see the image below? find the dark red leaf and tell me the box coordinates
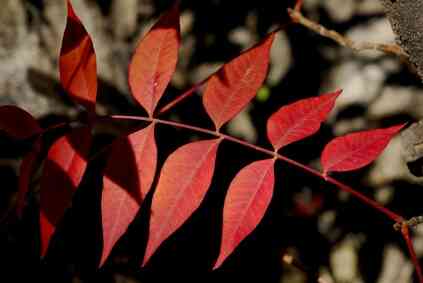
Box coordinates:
[16,139,42,218]
[267,90,341,150]
[321,124,405,176]
[214,159,275,269]
[100,124,157,267]
[128,3,180,117]
[39,126,91,257]
[142,138,221,267]
[0,106,41,139]
[203,33,275,130]
[60,0,97,112]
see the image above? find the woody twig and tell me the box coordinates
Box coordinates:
[287,8,409,60]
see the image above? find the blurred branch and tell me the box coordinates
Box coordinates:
[287,8,409,60]
[394,215,423,231]
[282,253,332,283]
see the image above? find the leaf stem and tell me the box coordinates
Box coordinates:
[402,225,423,282]
[109,114,423,280]
[157,77,210,115]
[109,114,404,223]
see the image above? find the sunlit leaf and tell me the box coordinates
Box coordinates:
[39,126,91,257]
[60,0,97,112]
[267,90,341,150]
[142,139,221,266]
[100,124,157,267]
[214,159,275,269]
[128,3,180,116]
[321,124,405,176]
[203,33,275,130]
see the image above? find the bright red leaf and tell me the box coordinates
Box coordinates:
[214,159,275,269]
[321,124,405,176]
[60,0,97,112]
[100,124,157,267]
[39,126,91,257]
[142,138,221,267]
[128,3,180,117]
[16,139,42,218]
[203,33,275,130]
[267,90,341,150]
[0,106,41,139]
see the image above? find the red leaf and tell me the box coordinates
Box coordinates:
[60,0,97,112]
[16,139,42,218]
[128,4,180,117]
[203,33,275,130]
[100,124,157,267]
[142,139,221,266]
[0,106,41,139]
[39,126,91,257]
[214,159,275,269]
[321,124,405,176]
[267,90,341,150]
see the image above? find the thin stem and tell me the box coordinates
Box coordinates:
[109,114,404,222]
[277,155,404,223]
[402,225,423,283]
[282,252,328,283]
[111,115,218,137]
[156,24,286,116]
[40,121,69,135]
[288,8,408,59]
[157,77,210,115]
[294,0,303,11]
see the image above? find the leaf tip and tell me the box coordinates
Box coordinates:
[324,89,342,101]
[212,255,225,271]
[140,254,150,268]
[141,243,157,268]
[66,0,76,18]
[263,32,276,49]
[333,88,343,97]
[98,252,108,269]
[391,123,407,133]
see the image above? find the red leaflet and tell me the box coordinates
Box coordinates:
[100,124,157,267]
[142,139,221,267]
[16,139,42,218]
[203,33,275,131]
[213,159,275,269]
[0,106,41,139]
[321,124,405,176]
[39,127,91,257]
[267,90,341,150]
[60,0,97,112]
[128,4,180,117]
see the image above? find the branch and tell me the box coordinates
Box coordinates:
[109,114,404,223]
[108,113,423,281]
[287,8,409,60]
[282,252,331,283]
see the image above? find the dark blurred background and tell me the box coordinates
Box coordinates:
[1,0,423,282]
